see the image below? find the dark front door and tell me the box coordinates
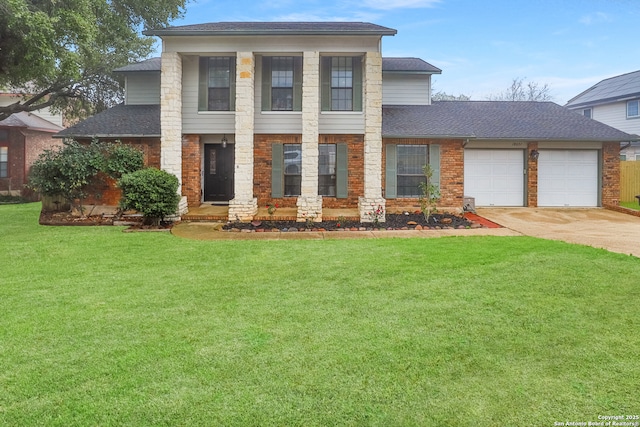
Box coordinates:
[204,144,234,202]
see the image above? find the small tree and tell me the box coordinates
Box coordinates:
[418,164,440,223]
[118,168,180,226]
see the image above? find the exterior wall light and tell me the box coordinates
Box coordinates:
[221,134,228,148]
[530,149,539,161]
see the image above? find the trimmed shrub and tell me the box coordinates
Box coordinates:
[28,140,144,213]
[118,168,180,226]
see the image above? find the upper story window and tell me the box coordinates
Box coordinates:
[262,56,302,111]
[582,108,592,119]
[199,56,236,111]
[321,56,362,112]
[627,100,639,119]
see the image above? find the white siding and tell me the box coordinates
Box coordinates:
[181,55,235,134]
[382,73,431,105]
[592,102,640,135]
[125,73,160,105]
[319,113,365,134]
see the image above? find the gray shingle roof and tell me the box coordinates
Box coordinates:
[382,58,441,74]
[55,104,160,138]
[114,57,162,73]
[566,70,640,108]
[383,101,636,141]
[0,112,63,132]
[144,22,397,37]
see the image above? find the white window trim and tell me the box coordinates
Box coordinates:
[626,100,639,119]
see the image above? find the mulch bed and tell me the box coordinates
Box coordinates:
[223,212,485,232]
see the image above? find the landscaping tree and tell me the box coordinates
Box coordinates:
[487,77,554,102]
[0,0,187,122]
[418,164,440,223]
[28,140,144,213]
[118,168,180,226]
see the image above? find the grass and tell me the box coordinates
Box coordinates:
[619,200,640,211]
[1,203,639,426]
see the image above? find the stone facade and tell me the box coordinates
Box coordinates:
[228,52,258,221]
[361,52,385,222]
[160,52,183,193]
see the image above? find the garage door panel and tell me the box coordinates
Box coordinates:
[464,149,524,207]
[538,150,598,207]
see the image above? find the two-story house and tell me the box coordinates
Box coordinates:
[0,91,64,196]
[566,70,640,160]
[57,22,634,221]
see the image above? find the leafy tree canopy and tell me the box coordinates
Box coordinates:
[0,0,187,122]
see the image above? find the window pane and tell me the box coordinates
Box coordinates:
[209,57,230,87]
[331,57,353,111]
[628,100,639,117]
[208,88,230,111]
[318,144,336,196]
[283,144,301,196]
[583,109,591,119]
[272,88,293,111]
[272,57,293,88]
[397,145,428,197]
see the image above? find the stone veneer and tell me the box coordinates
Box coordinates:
[228,52,258,221]
[160,52,183,194]
[360,52,385,222]
[298,51,322,222]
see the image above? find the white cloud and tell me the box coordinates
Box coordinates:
[360,0,441,10]
[579,12,613,25]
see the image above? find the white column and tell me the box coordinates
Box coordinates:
[160,52,183,192]
[297,51,323,222]
[359,51,386,222]
[228,52,258,222]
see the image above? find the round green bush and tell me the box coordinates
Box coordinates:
[118,168,180,225]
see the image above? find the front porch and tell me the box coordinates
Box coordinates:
[182,204,361,222]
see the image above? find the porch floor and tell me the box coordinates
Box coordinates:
[181,204,361,222]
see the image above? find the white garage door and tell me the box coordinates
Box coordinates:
[538,150,598,207]
[464,149,524,206]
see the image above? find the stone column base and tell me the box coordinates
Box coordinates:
[228,197,258,222]
[165,196,189,222]
[359,197,386,223]
[296,196,323,222]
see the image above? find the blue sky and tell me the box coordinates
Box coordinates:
[161,0,640,105]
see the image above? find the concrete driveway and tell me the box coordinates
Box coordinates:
[477,208,640,258]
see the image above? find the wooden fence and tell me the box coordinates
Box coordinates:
[620,161,640,202]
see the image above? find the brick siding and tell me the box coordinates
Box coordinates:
[182,134,201,207]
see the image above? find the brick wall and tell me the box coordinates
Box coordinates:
[0,128,25,193]
[602,141,620,206]
[81,138,161,206]
[182,134,201,207]
[527,142,538,207]
[253,134,365,209]
[383,138,464,211]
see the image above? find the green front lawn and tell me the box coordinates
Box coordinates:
[1,203,638,426]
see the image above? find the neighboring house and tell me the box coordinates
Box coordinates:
[0,92,64,196]
[57,22,634,221]
[566,70,640,160]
